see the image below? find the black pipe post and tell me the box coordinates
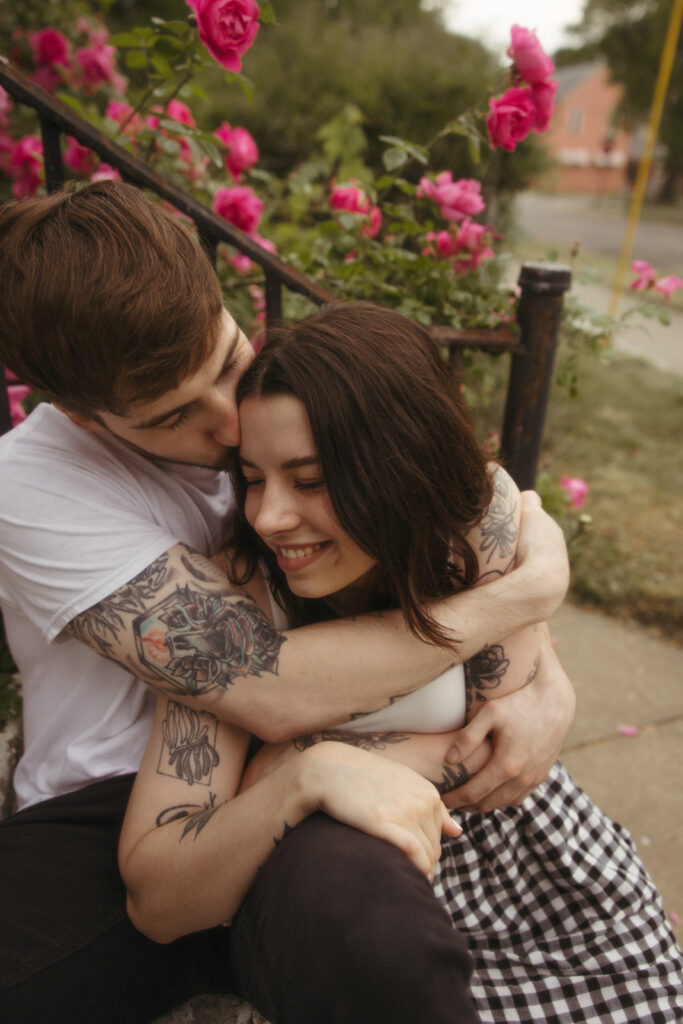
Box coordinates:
[39,117,64,193]
[500,261,571,490]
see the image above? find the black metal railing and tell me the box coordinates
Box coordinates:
[0,59,571,488]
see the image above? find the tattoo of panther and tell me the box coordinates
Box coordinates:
[158,701,219,786]
[292,730,409,752]
[135,586,286,695]
[156,791,219,842]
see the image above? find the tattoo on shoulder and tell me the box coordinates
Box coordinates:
[431,763,472,795]
[478,471,519,566]
[67,552,174,658]
[134,586,286,696]
[157,701,219,786]
[464,643,510,711]
[155,791,219,842]
[292,730,409,752]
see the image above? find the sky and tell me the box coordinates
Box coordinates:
[438,0,587,56]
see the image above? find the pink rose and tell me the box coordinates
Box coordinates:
[452,217,494,274]
[63,136,97,176]
[630,260,656,291]
[330,181,382,238]
[77,43,126,93]
[214,122,259,180]
[213,185,263,234]
[507,25,554,85]
[417,173,485,221]
[186,0,260,73]
[90,163,121,183]
[166,100,196,128]
[106,100,142,137]
[654,275,683,299]
[30,27,71,68]
[422,230,457,260]
[560,475,588,509]
[9,136,44,199]
[486,87,537,152]
[8,385,32,428]
[531,79,558,132]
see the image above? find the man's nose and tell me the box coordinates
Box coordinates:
[209,394,240,447]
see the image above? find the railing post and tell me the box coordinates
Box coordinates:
[39,117,64,193]
[264,268,283,328]
[500,261,571,490]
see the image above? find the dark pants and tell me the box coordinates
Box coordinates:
[0,776,479,1024]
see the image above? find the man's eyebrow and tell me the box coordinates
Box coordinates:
[132,323,241,430]
[239,455,321,470]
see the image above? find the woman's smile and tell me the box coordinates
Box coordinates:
[273,540,332,573]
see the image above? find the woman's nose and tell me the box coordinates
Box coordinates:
[253,484,301,538]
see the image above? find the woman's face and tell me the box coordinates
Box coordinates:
[238,394,377,604]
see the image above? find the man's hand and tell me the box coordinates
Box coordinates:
[442,627,575,812]
[513,491,570,623]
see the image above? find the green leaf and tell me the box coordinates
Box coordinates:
[158,118,196,136]
[125,50,148,69]
[153,35,184,57]
[158,137,181,156]
[378,135,428,164]
[151,53,175,79]
[382,147,408,172]
[56,93,85,114]
[259,1,278,24]
[468,132,481,165]
[110,32,145,47]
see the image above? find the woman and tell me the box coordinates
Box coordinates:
[120,303,682,1022]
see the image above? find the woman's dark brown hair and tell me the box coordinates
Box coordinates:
[226,301,493,647]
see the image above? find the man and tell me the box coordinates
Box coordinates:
[0,181,573,1023]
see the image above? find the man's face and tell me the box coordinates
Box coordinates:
[88,309,255,469]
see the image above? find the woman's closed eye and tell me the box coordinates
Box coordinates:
[295,479,325,492]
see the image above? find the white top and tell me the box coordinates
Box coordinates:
[264,575,466,734]
[0,405,233,809]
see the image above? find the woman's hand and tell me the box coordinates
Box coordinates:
[298,741,462,881]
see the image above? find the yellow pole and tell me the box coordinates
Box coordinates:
[609,0,683,319]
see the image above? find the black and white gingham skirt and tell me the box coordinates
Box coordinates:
[434,762,683,1023]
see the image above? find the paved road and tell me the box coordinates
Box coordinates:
[514,191,683,272]
[510,191,683,377]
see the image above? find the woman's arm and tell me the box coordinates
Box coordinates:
[119,695,460,943]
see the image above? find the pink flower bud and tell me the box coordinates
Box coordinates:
[560,475,588,509]
[653,275,683,299]
[507,25,554,85]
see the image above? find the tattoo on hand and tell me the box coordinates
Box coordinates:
[158,701,219,785]
[477,471,518,565]
[156,792,219,842]
[135,586,285,696]
[292,730,409,752]
[465,643,510,709]
[431,763,472,795]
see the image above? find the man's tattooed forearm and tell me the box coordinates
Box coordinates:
[158,701,219,785]
[135,587,286,696]
[430,763,472,795]
[155,792,219,842]
[478,471,519,565]
[292,730,410,752]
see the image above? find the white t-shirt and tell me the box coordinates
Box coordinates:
[0,404,233,809]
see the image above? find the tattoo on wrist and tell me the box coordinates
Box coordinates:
[293,730,409,752]
[156,792,219,842]
[465,643,510,709]
[431,763,472,794]
[273,821,294,846]
[135,587,285,696]
[158,701,219,786]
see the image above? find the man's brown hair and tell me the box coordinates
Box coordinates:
[0,180,223,416]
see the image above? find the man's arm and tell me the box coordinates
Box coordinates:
[66,493,568,741]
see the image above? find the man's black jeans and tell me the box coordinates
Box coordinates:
[0,775,479,1024]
